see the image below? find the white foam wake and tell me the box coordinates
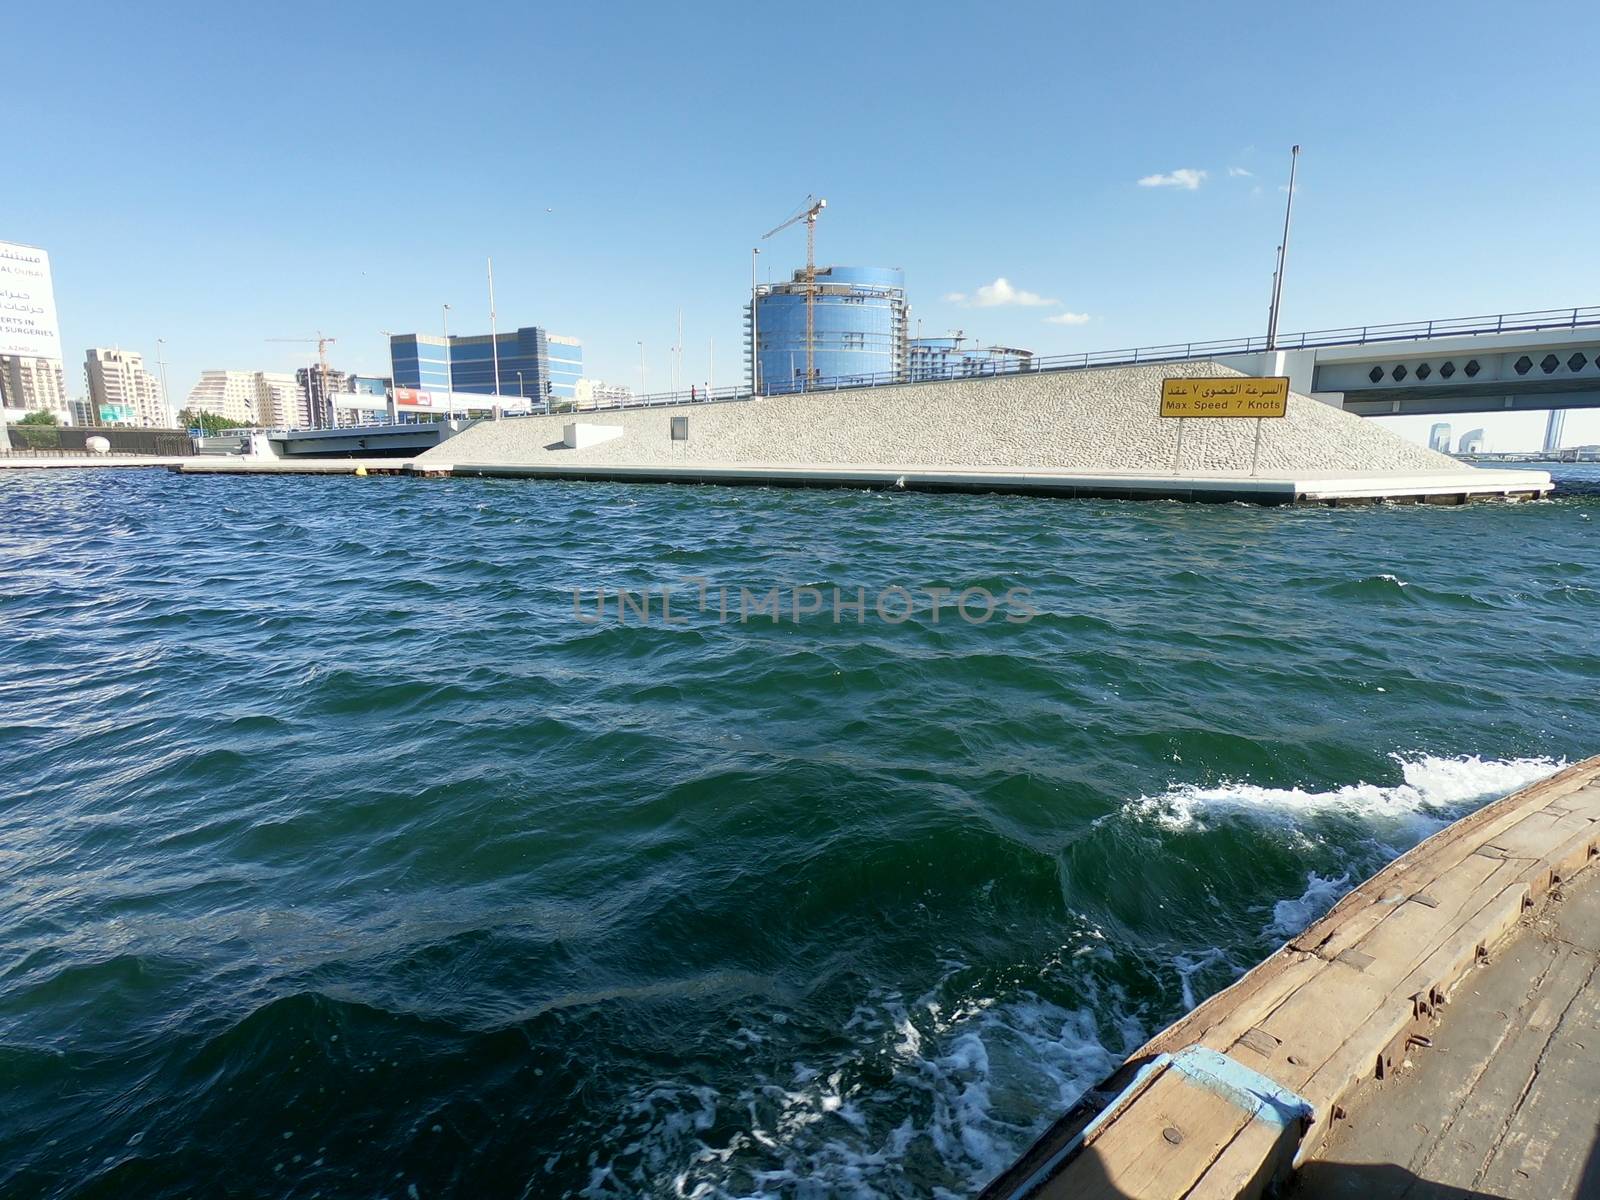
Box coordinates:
[1122,753,1565,836]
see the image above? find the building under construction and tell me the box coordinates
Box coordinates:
[746,266,907,394]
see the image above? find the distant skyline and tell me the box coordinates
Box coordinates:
[10,0,1600,450]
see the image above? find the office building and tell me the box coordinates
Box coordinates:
[908,336,1034,382]
[1427,422,1452,453]
[747,266,908,393]
[1,355,69,416]
[1457,428,1487,454]
[389,326,582,402]
[85,348,169,427]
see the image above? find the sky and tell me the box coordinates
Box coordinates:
[9,0,1600,448]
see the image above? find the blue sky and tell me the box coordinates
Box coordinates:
[10,0,1600,443]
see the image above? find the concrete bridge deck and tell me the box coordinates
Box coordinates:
[981,756,1600,1200]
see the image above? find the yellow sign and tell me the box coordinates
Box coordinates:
[1160,377,1289,418]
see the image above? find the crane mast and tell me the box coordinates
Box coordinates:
[762,196,826,390]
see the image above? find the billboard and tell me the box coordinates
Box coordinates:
[0,242,62,360]
[394,387,531,414]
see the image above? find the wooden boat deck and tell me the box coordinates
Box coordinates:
[980,756,1600,1200]
[1292,870,1600,1199]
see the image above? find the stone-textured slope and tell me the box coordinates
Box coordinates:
[419,362,1459,475]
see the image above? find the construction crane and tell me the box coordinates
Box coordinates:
[267,333,336,426]
[762,196,826,389]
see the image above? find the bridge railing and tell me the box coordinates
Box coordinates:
[510,303,1600,418]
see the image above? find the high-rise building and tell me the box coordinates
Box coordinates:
[296,366,345,428]
[85,348,169,427]
[1543,409,1566,454]
[1457,428,1487,454]
[1428,422,1452,453]
[0,355,69,416]
[255,372,306,428]
[389,327,582,402]
[747,266,908,393]
[184,371,259,425]
[1,242,66,429]
[908,336,1034,382]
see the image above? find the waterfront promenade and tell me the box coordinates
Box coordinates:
[981,757,1600,1200]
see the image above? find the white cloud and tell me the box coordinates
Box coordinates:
[1137,168,1207,190]
[1227,166,1253,178]
[1043,311,1091,326]
[947,277,1060,308]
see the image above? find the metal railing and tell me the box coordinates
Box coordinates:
[533,303,1600,418]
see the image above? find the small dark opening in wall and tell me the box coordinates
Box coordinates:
[671,416,689,441]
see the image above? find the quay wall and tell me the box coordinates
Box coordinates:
[416,362,1460,477]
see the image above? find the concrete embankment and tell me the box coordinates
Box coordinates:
[414,363,1551,503]
[980,756,1600,1200]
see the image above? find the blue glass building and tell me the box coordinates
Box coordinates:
[390,327,582,401]
[747,266,907,394]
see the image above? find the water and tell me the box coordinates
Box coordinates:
[2,465,1598,1199]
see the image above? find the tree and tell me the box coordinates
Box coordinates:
[18,410,58,426]
[179,407,251,436]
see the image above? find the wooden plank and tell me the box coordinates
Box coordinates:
[1289,785,1577,961]
[1144,951,1324,1061]
[1399,882,1531,1008]
[1289,926,1570,1194]
[1521,818,1599,900]
[1290,990,1427,1165]
[1335,858,1527,994]
[1493,807,1596,861]
[1551,782,1600,821]
[1179,1115,1297,1200]
[1239,962,1391,1089]
[1476,946,1600,1197]
[1039,1068,1252,1200]
[1413,941,1596,1194]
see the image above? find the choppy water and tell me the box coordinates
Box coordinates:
[3,465,1599,1199]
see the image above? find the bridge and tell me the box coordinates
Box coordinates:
[602,304,1600,425]
[1218,307,1600,418]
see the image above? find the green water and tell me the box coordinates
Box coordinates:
[2,466,1597,1198]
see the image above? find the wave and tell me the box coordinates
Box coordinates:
[579,986,1130,1199]
[1119,753,1566,835]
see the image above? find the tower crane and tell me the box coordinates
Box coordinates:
[267,333,337,426]
[762,196,826,388]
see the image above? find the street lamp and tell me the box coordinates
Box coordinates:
[442,303,454,421]
[638,340,646,398]
[156,337,172,427]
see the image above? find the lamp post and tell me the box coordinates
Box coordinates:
[750,246,761,395]
[1266,145,1300,351]
[442,303,454,421]
[156,338,172,427]
[638,340,646,397]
